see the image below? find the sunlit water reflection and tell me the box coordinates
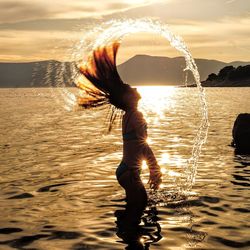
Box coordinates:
[0,87,249,249]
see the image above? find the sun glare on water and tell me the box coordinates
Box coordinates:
[137,86,176,118]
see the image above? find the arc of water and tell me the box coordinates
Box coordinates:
[52,18,209,190]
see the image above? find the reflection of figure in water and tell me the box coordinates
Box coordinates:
[76,41,162,247]
[116,205,162,249]
[115,198,206,250]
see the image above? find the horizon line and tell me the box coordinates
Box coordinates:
[0,55,250,65]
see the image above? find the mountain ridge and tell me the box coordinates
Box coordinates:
[0,55,249,87]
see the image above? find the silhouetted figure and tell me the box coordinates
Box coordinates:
[76,42,162,196]
[232,113,250,154]
[76,41,162,245]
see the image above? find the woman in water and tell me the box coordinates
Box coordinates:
[76,41,162,218]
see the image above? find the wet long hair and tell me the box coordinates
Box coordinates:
[76,41,132,131]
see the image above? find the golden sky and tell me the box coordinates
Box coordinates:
[0,0,250,63]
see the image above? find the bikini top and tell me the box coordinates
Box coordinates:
[123,124,147,141]
[122,111,147,141]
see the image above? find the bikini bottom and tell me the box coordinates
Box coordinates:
[116,161,141,180]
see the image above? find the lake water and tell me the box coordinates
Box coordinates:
[0,87,249,250]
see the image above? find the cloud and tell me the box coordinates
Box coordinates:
[0,18,101,31]
[0,1,53,23]
[0,0,249,62]
[1,0,249,30]
[0,0,161,24]
[0,29,82,62]
[107,3,131,10]
[115,0,250,22]
[1,15,250,63]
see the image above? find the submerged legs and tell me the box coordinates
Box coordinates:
[117,169,147,225]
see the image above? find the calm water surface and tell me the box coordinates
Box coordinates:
[0,87,249,250]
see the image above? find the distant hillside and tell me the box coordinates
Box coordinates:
[118,55,250,85]
[0,56,250,87]
[202,65,250,87]
[0,61,75,88]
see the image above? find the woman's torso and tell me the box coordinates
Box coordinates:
[121,109,147,168]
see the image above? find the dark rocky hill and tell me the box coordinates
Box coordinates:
[202,65,250,87]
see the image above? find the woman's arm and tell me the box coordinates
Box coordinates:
[132,110,162,189]
[142,143,162,190]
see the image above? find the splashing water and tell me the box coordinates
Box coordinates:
[46,18,209,196]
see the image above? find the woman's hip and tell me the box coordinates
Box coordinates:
[116,162,141,179]
[116,162,142,187]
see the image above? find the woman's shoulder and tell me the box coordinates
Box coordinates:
[125,109,143,119]
[128,109,142,116]
[129,110,146,126]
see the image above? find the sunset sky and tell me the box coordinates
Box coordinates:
[0,0,249,63]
